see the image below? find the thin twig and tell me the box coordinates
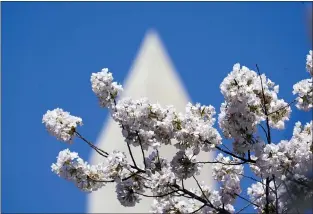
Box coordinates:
[221,144,232,153]
[75,131,108,157]
[126,141,138,168]
[255,64,272,145]
[258,124,268,139]
[256,64,271,214]
[267,99,296,116]
[90,172,138,183]
[192,175,219,211]
[191,204,206,214]
[134,190,178,198]
[235,195,263,214]
[136,131,147,169]
[172,184,212,209]
[196,160,249,165]
[213,144,256,163]
[112,97,140,171]
[272,175,279,214]
[156,149,162,171]
[234,193,260,207]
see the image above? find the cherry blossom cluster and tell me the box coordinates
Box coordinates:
[212,153,244,204]
[151,196,196,213]
[116,175,145,207]
[292,50,313,111]
[170,150,202,179]
[247,176,313,214]
[188,183,235,213]
[247,180,282,213]
[150,183,235,213]
[42,108,83,143]
[91,68,123,108]
[175,103,222,152]
[111,97,222,153]
[44,50,313,214]
[51,149,106,192]
[219,63,291,155]
[255,121,312,180]
[111,98,175,149]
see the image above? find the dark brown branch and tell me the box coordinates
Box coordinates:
[259,124,268,139]
[75,131,108,157]
[136,131,147,169]
[272,175,279,214]
[196,160,249,165]
[193,175,211,205]
[172,184,211,208]
[191,176,230,214]
[235,195,264,214]
[212,143,256,164]
[126,140,138,168]
[191,204,206,214]
[238,173,262,183]
[256,64,272,214]
[134,190,178,198]
[265,175,270,213]
[90,171,139,183]
[255,64,272,145]
[267,99,296,116]
[75,131,145,173]
[112,97,141,171]
[221,144,232,153]
[233,193,259,207]
[156,149,162,171]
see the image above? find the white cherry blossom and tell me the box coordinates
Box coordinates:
[43,108,82,143]
[45,50,313,214]
[91,68,123,108]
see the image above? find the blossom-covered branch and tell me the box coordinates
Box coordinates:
[43,51,313,213]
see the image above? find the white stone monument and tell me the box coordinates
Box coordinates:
[88,29,215,213]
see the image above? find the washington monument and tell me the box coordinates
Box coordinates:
[88,29,215,213]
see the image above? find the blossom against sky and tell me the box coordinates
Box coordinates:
[2,2,312,213]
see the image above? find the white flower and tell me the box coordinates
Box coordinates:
[104,150,131,181]
[255,121,312,180]
[43,108,82,143]
[112,98,176,149]
[91,68,123,108]
[170,150,202,179]
[116,177,144,207]
[268,99,291,129]
[219,63,290,154]
[145,151,169,174]
[174,102,222,152]
[147,167,176,196]
[293,78,313,111]
[47,51,313,211]
[51,149,106,192]
[247,180,289,213]
[150,197,194,213]
[212,153,243,204]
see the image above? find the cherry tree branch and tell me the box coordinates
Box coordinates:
[75,131,108,157]
[196,160,249,165]
[256,64,272,214]
[134,190,178,198]
[233,193,260,207]
[191,204,206,214]
[136,131,147,169]
[214,144,256,163]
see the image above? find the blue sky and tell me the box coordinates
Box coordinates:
[2,2,312,213]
